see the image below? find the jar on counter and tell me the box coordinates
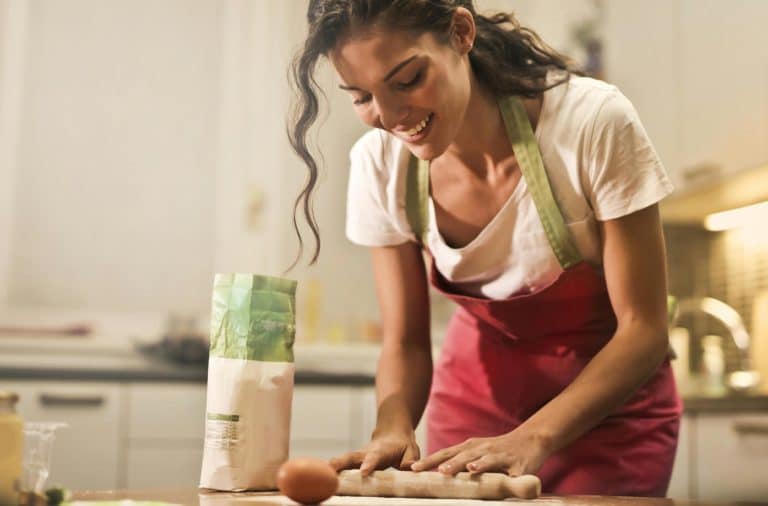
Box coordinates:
[0,391,23,505]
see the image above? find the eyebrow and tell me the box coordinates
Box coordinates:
[338,55,418,91]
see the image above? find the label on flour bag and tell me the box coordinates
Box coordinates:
[205,413,240,449]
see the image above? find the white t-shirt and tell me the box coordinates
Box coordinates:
[345,74,674,300]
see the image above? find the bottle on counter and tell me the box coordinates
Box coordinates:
[669,327,691,391]
[0,391,23,505]
[701,334,726,394]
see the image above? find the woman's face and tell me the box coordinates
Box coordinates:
[329,23,473,161]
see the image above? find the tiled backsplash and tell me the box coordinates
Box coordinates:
[664,223,768,373]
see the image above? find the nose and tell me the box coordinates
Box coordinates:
[375,95,409,131]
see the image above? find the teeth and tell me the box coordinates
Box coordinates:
[406,114,431,136]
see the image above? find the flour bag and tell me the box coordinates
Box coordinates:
[200,273,297,490]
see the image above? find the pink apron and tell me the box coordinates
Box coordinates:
[406,96,682,496]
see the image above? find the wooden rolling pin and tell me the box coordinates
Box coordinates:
[337,469,541,500]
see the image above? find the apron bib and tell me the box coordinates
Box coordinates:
[405,95,682,496]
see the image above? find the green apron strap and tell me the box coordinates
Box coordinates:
[498,95,582,269]
[406,153,430,244]
[405,95,582,269]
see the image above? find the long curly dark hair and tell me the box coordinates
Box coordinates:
[287,0,577,267]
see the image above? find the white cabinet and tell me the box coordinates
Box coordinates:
[289,385,361,460]
[695,412,768,501]
[4,379,386,490]
[667,414,692,500]
[678,1,768,183]
[605,1,768,191]
[6,381,123,490]
[124,383,207,488]
[125,447,204,489]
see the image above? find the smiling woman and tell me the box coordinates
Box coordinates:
[288,0,573,264]
[287,0,679,498]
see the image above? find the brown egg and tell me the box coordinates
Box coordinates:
[276,457,339,504]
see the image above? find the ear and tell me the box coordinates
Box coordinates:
[450,7,476,55]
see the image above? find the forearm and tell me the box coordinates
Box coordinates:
[522,319,669,454]
[373,339,433,437]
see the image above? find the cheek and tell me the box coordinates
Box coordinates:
[354,106,378,128]
[419,67,455,111]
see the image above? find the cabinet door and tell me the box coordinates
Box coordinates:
[290,385,354,459]
[667,414,692,500]
[125,383,206,487]
[126,446,204,488]
[6,380,122,490]
[678,1,768,181]
[696,413,768,501]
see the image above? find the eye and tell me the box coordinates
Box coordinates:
[353,94,372,106]
[397,71,423,90]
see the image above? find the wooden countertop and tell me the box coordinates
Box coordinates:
[70,488,767,506]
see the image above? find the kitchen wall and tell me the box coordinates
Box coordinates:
[1,0,766,347]
[2,0,221,317]
[0,0,601,341]
[666,222,768,373]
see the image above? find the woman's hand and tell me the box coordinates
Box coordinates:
[329,430,421,476]
[410,428,551,476]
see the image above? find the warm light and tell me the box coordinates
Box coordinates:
[703,201,768,231]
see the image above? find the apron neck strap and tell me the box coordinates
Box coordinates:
[498,95,582,268]
[406,153,430,246]
[406,95,582,269]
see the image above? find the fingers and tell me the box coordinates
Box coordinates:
[329,451,364,472]
[398,443,421,470]
[466,454,507,475]
[359,450,383,476]
[434,446,486,476]
[411,445,460,472]
[333,436,419,476]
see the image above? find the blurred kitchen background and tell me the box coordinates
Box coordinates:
[1,0,767,502]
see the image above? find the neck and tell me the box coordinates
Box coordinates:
[441,74,512,176]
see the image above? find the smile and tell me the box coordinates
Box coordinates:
[405,113,433,137]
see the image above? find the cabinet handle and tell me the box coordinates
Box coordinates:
[39,393,105,407]
[732,421,768,436]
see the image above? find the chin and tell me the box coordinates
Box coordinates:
[409,141,447,162]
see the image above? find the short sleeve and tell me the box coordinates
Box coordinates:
[584,90,674,221]
[345,134,411,247]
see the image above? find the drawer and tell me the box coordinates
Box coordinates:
[4,380,122,490]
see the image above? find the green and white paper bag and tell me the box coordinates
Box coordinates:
[199,273,297,490]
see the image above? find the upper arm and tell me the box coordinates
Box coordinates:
[585,91,674,221]
[598,203,668,339]
[370,242,431,348]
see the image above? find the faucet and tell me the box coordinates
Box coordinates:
[671,296,761,390]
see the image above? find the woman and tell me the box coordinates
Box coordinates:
[288,0,681,496]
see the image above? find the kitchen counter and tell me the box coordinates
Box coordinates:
[2,335,768,409]
[681,387,768,412]
[0,342,377,385]
[70,488,768,506]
